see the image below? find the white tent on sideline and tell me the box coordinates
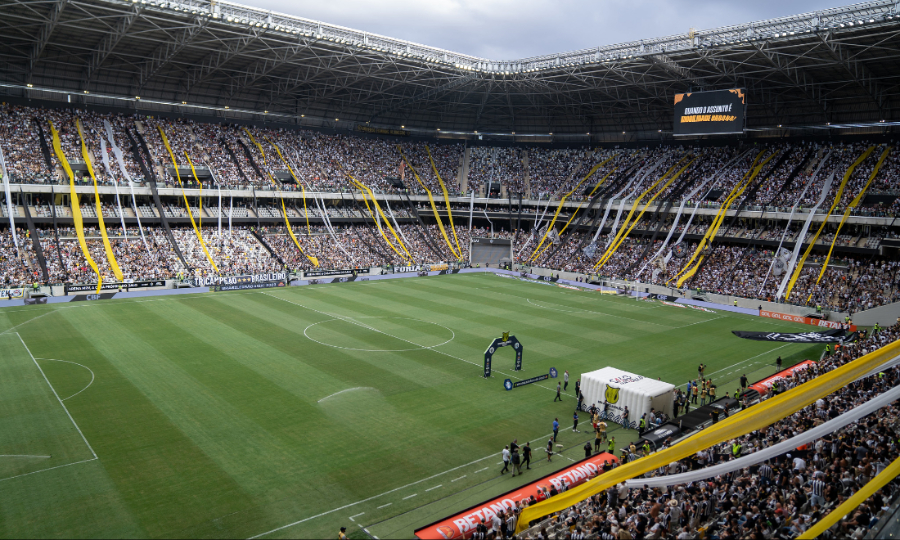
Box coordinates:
[580,367,675,425]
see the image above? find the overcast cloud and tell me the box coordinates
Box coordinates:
[242,0,843,59]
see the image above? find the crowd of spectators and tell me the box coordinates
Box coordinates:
[510,324,900,540]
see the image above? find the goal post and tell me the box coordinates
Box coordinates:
[483,334,523,377]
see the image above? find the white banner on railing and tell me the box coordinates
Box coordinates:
[104,120,151,255]
[635,149,752,280]
[99,136,130,239]
[626,374,900,489]
[775,154,835,299]
[0,142,19,256]
[590,154,664,247]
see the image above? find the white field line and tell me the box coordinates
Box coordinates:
[474,467,488,473]
[451,475,466,482]
[264,292,575,398]
[0,311,55,335]
[676,315,725,328]
[348,512,365,522]
[425,485,442,492]
[247,452,503,538]
[0,458,97,484]
[0,455,50,459]
[248,421,574,539]
[16,333,97,460]
[37,359,95,401]
[702,344,792,381]
[402,494,418,500]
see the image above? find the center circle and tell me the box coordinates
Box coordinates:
[303,316,455,352]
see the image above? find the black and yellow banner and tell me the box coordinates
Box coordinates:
[398,146,457,259]
[76,119,124,281]
[242,128,319,267]
[531,154,616,261]
[673,150,776,287]
[425,145,463,257]
[595,155,694,270]
[49,121,103,293]
[156,125,219,273]
[809,147,891,296]
[784,146,875,300]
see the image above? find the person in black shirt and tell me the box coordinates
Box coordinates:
[584,441,592,458]
[522,442,532,469]
[740,374,748,390]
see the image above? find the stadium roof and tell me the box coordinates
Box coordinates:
[1,0,900,138]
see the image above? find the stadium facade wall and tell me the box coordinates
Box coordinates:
[850,302,900,327]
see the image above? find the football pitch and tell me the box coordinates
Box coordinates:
[0,273,819,539]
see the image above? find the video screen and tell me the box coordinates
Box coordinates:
[674,89,745,136]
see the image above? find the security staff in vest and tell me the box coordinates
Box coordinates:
[638,414,647,435]
[732,440,742,458]
[642,441,651,457]
[874,322,882,334]
[607,437,616,454]
[825,344,832,357]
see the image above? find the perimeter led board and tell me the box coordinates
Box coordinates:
[674,89,745,136]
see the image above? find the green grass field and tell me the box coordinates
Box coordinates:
[0,273,819,539]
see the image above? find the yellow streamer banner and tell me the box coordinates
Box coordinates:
[156,126,219,273]
[183,152,203,229]
[49,121,103,293]
[242,130,319,267]
[75,119,124,282]
[784,146,875,300]
[530,155,616,261]
[399,147,458,259]
[799,454,900,539]
[812,147,891,291]
[425,146,463,258]
[591,156,685,269]
[263,135,313,235]
[532,165,619,261]
[673,151,777,287]
[667,150,763,285]
[594,156,693,270]
[516,338,900,534]
[345,171,411,262]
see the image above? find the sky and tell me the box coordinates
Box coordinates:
[244,0,843,59]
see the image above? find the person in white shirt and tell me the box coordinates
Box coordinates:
[490,513,501,535]
[501,446,510,474]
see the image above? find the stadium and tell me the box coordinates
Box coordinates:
[2,0,900,538]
